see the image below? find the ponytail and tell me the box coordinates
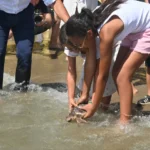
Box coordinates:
[93,0,127,28]
[66,8,96,37]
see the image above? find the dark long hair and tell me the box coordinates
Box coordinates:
[66,8,96,38]
[65,0,127,38]
[93,0,127,28]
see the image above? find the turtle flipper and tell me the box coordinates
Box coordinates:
[76,117,87,124]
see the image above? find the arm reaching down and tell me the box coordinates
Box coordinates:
[77,36,97,105]
[67,56,78,111]
[82,17,124,118]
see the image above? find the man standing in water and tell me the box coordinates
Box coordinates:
[0,1,35,91]
[0,0,69,91]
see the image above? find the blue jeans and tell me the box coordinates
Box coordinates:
[0,4,34,89]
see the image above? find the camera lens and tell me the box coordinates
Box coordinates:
[34,15,42,24]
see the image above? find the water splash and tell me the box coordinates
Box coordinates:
[1,73,150,150]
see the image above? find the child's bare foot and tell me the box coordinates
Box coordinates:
[65,56,68,61]
[132,84,138,95]
[133,87,138,95]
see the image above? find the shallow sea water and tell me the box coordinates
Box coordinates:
[0,73,150,150]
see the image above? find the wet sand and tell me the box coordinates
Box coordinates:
[5,53,82,84]
[4,52,150,111]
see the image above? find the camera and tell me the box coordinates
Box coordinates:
[34,10,43,24]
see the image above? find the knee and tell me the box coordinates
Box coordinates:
[17,50,32,59]
[16,49,32,64]
[17,52,32,61]
[115,74,122,86]
[17,40,33,56]
[116,72,131,87]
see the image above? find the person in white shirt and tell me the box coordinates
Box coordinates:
[65,0,150,124]
[60,0,98,111]
[60,24,118,111]
[0,1,36,91]
[0,0,69,91]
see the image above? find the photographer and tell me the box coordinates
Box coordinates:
[34,0,53,35]
[0,0,69,91]
[8,1,54,38]
[8,1,53,53]
[0,1,35,90]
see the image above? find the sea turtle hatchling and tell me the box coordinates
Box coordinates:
[66,106,87,123]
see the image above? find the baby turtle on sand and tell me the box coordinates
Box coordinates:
[66,106,87,123]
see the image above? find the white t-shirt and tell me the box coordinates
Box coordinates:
[63,0,97,16]
[77,40,120,97]
[0,0,55,14]
[97,0,150,44]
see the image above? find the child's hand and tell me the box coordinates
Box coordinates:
[79,103,97,118]
[69,98,77,112]
[77,95,88,105]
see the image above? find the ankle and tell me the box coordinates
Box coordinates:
[120,113,132,124]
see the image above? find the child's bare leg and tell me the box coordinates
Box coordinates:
[113,45,147,124]
[116,52,147,124]
[99,95,111,111]
[131,83,138,95]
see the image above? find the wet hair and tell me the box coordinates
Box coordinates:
[59,24,68,45]
[66,8,97,38]
[93,0,127,28]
